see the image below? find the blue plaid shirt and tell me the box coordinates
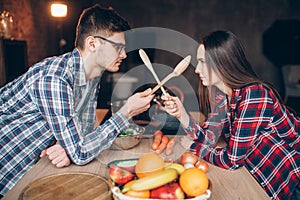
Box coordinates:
[0,48,129,196]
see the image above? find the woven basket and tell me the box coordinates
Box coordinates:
[111,187,211,200]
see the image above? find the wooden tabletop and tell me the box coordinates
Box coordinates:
[3,109,270,200]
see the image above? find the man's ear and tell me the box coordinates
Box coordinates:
[85,36,97,52]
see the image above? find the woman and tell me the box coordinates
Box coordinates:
[162,30,299,200]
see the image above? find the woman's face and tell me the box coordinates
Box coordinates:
[195,44,222,87]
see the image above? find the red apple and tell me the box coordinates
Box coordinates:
[109,165,134,185]
[150,182,185,199]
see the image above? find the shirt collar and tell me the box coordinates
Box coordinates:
[232,88,242,101]
[72,48,86,86]
[230,88,242,110]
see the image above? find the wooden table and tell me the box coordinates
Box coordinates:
[4,109,270,200]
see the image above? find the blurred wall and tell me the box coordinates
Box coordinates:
[0,0,53,66]
[1,0,300,95]
[91,0,300,96]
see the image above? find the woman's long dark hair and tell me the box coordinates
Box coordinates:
[198,30,283,116]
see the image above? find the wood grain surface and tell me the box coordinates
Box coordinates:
[4,109,270,200]
[19,172,111,200]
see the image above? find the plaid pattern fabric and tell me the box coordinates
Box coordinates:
[186,84,300,199]
[0,48,129,196]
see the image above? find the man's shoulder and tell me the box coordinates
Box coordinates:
[24,52,77,89]
[41,52,75,78]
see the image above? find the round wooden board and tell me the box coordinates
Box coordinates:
[19,172,112,200]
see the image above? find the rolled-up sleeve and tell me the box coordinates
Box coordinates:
[30,75,129,165]
[184,86,274,170]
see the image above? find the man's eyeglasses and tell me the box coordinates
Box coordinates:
[94,36,125,55]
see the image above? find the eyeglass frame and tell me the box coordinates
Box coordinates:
[94,36,126,55]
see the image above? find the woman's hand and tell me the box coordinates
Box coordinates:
[40,144,71,168]
[161,93,190,128]
[120,88,154,119]
[180,135,194,150]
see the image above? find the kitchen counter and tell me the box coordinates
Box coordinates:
[3,109,270,200]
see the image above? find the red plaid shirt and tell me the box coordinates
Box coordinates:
[185,83,300,199]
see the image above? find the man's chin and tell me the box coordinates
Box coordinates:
[106,66,120,72]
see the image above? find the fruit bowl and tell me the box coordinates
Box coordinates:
[111,182,212,200]
[111,124,145,150]
[107,154,212,200]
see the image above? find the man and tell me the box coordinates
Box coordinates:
[0,4,153,197]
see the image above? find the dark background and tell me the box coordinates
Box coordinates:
[1,0,300,114]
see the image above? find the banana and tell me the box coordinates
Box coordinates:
[165,163,185,175]
[122,168,178,193]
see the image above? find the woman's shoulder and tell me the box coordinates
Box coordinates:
[242,82,270,90]
[237,83,276,101]
[240,83,273,94]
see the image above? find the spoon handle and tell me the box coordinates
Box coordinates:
[151,73,174,94]
[139,49,167,95]
[151,55,191,95]
[149,69,167,95]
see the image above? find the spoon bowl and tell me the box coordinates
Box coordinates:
[151,55,191,94]
[139,49,167,95]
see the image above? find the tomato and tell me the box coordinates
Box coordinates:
[195,160,209,173]
[108,158,138,173]
[109,165,134,185]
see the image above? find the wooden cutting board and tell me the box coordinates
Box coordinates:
[19,172,112,200]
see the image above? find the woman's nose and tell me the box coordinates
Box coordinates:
[195,63,201,74]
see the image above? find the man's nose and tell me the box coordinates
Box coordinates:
[119,49,127,59]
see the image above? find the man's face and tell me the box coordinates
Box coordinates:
[95,32,127,72]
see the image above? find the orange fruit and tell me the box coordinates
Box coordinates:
[179,167,209,197]
[123,180,150,198]
[135,152,164,178]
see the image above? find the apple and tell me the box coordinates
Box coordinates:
[109,165,134,185]
[150,182,185,199]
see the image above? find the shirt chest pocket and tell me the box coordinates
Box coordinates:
[19,103,38,115]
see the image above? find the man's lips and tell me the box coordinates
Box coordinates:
[115,60,122,65]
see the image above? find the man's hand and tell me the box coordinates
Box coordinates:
[120,88,154,119]
[40,144,71,168]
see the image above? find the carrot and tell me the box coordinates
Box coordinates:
[165,138,176,156]
[152,130,163,150]
[161,135,169,144]
[155,135,169,154]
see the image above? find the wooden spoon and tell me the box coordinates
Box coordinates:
[151,55,191,95]
[139,49,167,95]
